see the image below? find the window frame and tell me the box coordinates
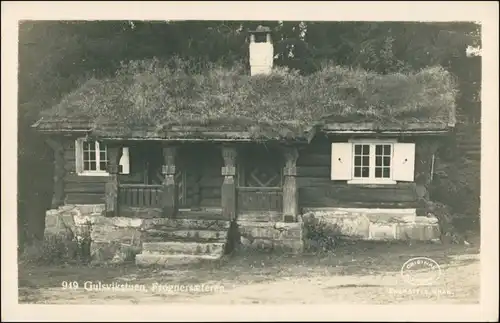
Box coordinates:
[347,139,397,185]
[76,139,110,176]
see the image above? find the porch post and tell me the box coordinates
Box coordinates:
[161,145,178,218]
[221,145,237,221]
[46,137,65,208]
[282,146,299,222]
[105,144,121,217]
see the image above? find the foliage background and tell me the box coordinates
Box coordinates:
[18,21,481,249]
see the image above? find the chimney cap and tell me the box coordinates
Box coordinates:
[249,25,272,34]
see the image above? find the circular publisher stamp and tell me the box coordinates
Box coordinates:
[400,257,442,286]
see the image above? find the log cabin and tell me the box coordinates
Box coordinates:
[33,26,456,265]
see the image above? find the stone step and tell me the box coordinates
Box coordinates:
[141,218,230,232]
[135,253,221,267]
[176,210,226,221]
[142,241,225,256]
[142,229,228,243]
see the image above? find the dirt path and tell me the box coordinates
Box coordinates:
[20,253,480,304]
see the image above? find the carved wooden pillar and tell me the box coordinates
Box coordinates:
[282,146,299,222]
[161,145,178,218]
[46,137,65,208]
[105,144,121,217]
[221,146,237,221]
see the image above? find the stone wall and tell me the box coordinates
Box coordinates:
[301,208,440,242]
[45,204,145,264]
[236,220,304,253]
[45,204,233,264]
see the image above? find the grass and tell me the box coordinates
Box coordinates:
[18,237,480,304]
[36,57,457,140]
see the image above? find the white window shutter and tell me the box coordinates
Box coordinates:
[392,143,415,182]
[331,143,353,180]
[119,147,130,174]
[75,138,83,174]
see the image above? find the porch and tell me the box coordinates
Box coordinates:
[104,142,301,223]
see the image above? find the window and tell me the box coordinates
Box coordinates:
[75,139,109,176]
[353,143,392,180]
[331,140,415,184]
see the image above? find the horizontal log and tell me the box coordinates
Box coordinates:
[120,183,163,189]
[65,193,105,204]
[297,153,331,166]
[299,183,417,205]
[64,174,108,183]
[65,182,105,193]
[301,200,420,209]
[322,121,451,131]
[237,187,283,192]
[64,161,76,172]
[64,148,76,161]
[296,177,333,187]
[296,166,330,178]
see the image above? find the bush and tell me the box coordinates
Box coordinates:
[302,215,344,252]
[20,222,92,265]
[20,235,78,265]
[431,157,480,232]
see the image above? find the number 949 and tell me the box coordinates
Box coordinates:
[61,281,79,289]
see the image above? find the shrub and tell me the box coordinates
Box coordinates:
[302,215,344,252]
[431,157,480,233]
[20,221,93,265]
[20,235,79,265]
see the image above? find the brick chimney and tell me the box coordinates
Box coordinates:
[249,25,273,76]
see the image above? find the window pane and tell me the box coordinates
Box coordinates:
[375,167,382,178]
[354,145,362,155]
[84,161,90,171]
[99,162,107,171]
[383,145,391,155]
[383,168,390,178]
[354,167,361,177]
[100,151,107,161]
[375,145,382,155]
[375,156,382,166]
[362,167,369,178]
[383,156,391,166]
[83,151,90,162]
[354,156,361,166]
[90,161,96,170]
[85,141,95,151]
[362,145,370,155]
[362,156,369,166]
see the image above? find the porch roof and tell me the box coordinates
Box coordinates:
[32,58,457,141]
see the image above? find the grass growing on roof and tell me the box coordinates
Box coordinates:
[41,57,457,139]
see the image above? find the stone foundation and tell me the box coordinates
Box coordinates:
[45,204,231,265]
[301,208,440,242]
[236,220,304,253]
[45,205,440,264]
[45,204,145,263]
